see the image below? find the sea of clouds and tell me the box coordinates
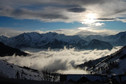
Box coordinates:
[0,46,122,74]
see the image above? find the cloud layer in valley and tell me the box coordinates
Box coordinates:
[0,46,121,74]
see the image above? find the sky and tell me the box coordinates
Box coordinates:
[0,0,126,36]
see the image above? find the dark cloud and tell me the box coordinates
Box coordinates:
[38,14,68,19]
[68,0,106,5]
[97,18,116,21]
[114,9,126,14]
[68,7,86,13]
[12,9,68,20]
[0,0,107,7]
[11,9,27,16]
[51,0,107,6]
[0,7,68,21]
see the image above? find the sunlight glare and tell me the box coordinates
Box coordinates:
[82,13,97,25]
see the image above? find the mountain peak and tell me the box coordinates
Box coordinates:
[18,32,41,36]
[86,39,113,50]
[44,32,59,36]
[116,31,126,36]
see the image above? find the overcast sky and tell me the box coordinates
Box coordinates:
[0,0,126,36]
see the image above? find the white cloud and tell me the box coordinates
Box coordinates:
[77,27,119,35]
[0,46,121,74]
[49,28,119,36]
[95,23,104,26]
[0,28,23,37]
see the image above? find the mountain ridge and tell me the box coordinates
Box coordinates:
[0,42,28,56]
[83,31,126,46]
[77,45,126,75]
[0,32,113,50]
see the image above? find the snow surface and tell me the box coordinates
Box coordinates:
[88,46,126,75]
[0,60,43,80]
[0,60,61,81]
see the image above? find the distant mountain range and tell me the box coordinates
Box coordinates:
[85,39,113,50]
[0,32,113,50]
[77,46,126,75]
[83,31,126,46]
[0,42,28,56]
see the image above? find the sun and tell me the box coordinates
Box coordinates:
[82,13,97,25]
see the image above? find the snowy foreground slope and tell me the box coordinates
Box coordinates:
[0,60,110,84]
[78,46,126,75]
[0,60,42,80]
[0,60,60,82]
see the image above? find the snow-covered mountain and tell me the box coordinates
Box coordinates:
[106,31,126,46]
[0,32,87,49]
[85,39,113,50]
[0,32,113,50]
[83,31,126,46]
[0,35,9,42]
[78,46,126,75]
[84,35,105,41]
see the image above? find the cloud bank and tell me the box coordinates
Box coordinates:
[0,28,23,37]
[0,46,121,74]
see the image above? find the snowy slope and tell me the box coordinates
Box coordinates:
[0,60,60,81]
[78,46,126,75]
[0,60,43,80]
